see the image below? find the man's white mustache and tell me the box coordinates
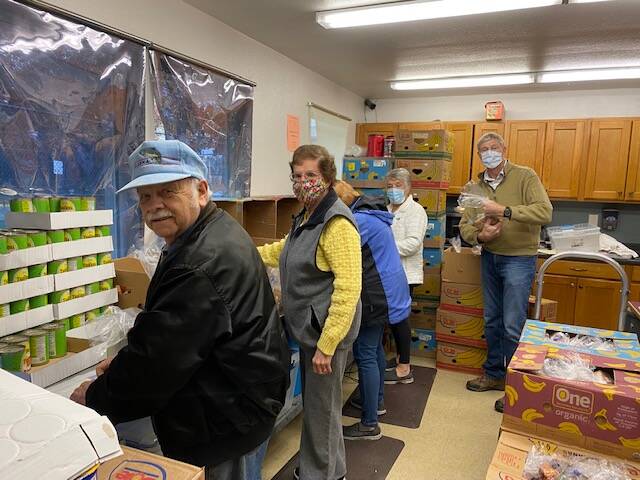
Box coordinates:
[146,210,174,222]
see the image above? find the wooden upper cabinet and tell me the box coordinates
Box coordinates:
[582,119,632,201]
[398,122,443,131]
[444,122,473,194]
[471,122,505,179]
[625,120,640,200]
[542,121,586,199]
[505,121,546,175]
[355,123,398,148]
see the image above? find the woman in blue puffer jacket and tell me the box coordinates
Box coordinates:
[334,181,411,441]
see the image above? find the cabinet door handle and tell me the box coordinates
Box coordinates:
[569,267,588,272]
[570,282,575,287]
[578,285,583,289]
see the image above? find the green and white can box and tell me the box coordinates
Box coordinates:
[85,308,101,322]
[0,234,7,254]
[81,227,96,239]
[0,345,25,372]
[70,285,86,299]
[43,323,67,358]
[24,329,49,366]
[10,197,34,213]
[80,196,96,211]
[0,270,8,286]
[32,196,51,213]
[85,282,100,295]
[65,228,81,242]
[0,303,10,317]
[96,225,111,237]
[83,254,97,268]
[10,299,29,314]
[70,313,86,329]
[47,259,68,274]
[67,257,83,271]
[29,295,48,309]
[47,230,65,244]
[49,197,62,213]
[100,278,114,291]
[3,335,31,371]
[6,232,29,251]
[9,267,29,283]
[49,289,71,304]
[28,263,47,278]
[26,230,47,247]
[97,252,112,265]
[60,197,81,212]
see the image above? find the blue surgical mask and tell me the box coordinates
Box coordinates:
[387,188,405,205]
[480,149,503,169]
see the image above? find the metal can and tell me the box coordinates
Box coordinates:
[67,257,83,271]
[9,197,34,213]
[99,278,114,291]
[0,270,8,286]
[69,313,86,329]
[6,232,29,251]
[47,230,66,244]
[85,282,100,295]
[0,303,10,317]
[28,263,47,279]
[70,286,86,299]
[10,299,29,314]
[0,345,25,372]
[49,197,62,213]
[80,196,96,211]
[82,254,97,268]
[97,252,112,265]
[49,289,71,304]
[47,259,68,274]
[0,234,7,254]
[32,196,51,213]
[42,323,67,359]
[64,228,81,242]
[9,267,29,283]
[3,335,31,371]
[99,305,111,314]
[26,230,48,247]
[59,318,71,332]
[29,295,48,309]
[80,227,96,239]
[85,308,102,322]
[96,225,111,237]
[60,197,82,212]
[24,329,49,366]
[367,134,385,157]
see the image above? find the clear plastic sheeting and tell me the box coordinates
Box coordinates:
[127,231,164,277]
[541,353,613,385]
[546,331,616,352]
[0,0,146,255]
[82,306,139,357]
[149,51,253,198]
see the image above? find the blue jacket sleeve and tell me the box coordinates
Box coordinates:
[353,212,370,247]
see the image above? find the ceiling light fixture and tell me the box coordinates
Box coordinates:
[538,67,640,83]
[390,73,535,90]
[316,0,563,29]
[569,0,616,3]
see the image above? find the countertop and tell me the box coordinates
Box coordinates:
[537,243,640,266]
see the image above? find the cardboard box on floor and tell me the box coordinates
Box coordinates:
[527,296,558,323]
[436,340,487,375]
[441,247,482,285]
[114,257,150,309]
[486,430,640,480]
[97,446,204,480]
[411,328,437,358]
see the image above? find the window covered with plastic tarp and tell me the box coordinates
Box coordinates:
[149,51,253,198]
[0,0,145,255]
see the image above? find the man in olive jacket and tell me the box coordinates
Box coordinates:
[71,140,290,480]
[459,132,552,413]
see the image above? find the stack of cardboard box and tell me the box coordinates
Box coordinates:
[342,156,394,198]
[487,320,640,479]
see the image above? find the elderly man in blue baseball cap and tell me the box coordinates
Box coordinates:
[71,140,290,480]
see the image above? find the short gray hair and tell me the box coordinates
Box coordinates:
[387,168,411,188]
[477,132,506,149]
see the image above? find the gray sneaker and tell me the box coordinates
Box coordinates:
[466,374,505,392]
[384,369,414,384]
[385,357,397,371]
[343,422,382,441]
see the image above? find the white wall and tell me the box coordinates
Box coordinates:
[372,88,640,122]
[47,0,364,196]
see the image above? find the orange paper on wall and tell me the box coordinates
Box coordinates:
[287,114,300,152]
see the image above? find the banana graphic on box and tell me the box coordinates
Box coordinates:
[505,385,519,407]
[594,408,617,431]
[619,436,640,449]
[522,374,546,393]
[456,288,483,307]
[558,422,583,436]
[452,348,487,366]
[453,317,484,338]
[522,408,544,422]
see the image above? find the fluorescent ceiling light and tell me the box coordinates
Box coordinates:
[316,0,563,29]
[539,67,640,83]
[569,0,616,3]
[390,73,535,90]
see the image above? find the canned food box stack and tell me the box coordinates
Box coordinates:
[0,321,68,371]
[10,195,97,213]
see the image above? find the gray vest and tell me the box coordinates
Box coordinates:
[280,190,362,351]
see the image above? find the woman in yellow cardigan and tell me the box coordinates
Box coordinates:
[258,145,362,480]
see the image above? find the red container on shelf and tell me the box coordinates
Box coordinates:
[367,134,385,157]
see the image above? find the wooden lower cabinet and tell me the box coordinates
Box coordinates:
[630,283,640,302]
[573,277,622,330]
[536,274,576,325]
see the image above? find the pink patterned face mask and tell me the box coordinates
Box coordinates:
[293,177,328,205]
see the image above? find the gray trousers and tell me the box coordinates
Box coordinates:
[298,347,349,480]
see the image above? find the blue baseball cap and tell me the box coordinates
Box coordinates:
[117,140,208,193]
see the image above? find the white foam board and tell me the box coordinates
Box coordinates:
[5,210,113,230]
[0,305,56,337]
[51,236,113,260]
[0,369,121,479]
[0,275,55,304]
[0,245,53,270]
[52,289,118,320]
[53,263,115,291]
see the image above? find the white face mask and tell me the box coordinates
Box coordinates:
[480,149,503,169]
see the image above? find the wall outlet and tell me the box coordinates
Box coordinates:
[588,214,599,227]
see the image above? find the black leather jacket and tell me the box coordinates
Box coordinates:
[86,202,290,467]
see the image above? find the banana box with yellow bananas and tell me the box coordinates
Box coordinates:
[485,430,640,480]
[440,281,483,316]
[412,189,447,216]
[520,319,640,362]
[503,343,640,461]
[395,158,451,189]
[436,341,487,375]
[412,272,441,301]
[436,308,486,348]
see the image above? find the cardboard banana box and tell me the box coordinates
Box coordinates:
[436,340,487,375]
[439,281,483,316]
[436,308,486,348]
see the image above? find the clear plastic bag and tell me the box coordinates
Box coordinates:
[541,353,612,385]
[127,233,165,278]
[547,332,616,352]
[458,181,489,225]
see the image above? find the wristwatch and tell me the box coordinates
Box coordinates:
[503,206,512,219]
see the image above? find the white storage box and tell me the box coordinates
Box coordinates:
[51,236,113,260]
[53,263,115,291]
[5,210,113,230]
[0,245,53,270]
[547,223,600,252]
[0,275,55,304]
[53,288,118,320]
[0,305,55,337]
